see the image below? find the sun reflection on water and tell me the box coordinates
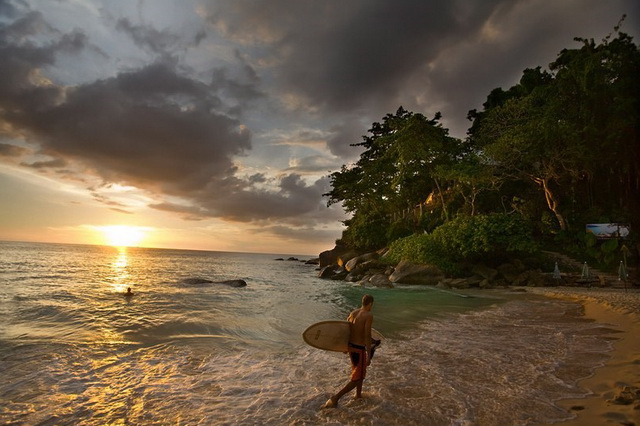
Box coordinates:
[111,247,130,294]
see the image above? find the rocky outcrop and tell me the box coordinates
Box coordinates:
[315,247,625,291]
[317,266,349,280]
[319,245,354,267]
[367,273,394,288]
[180,278,247,287]
[345,252,380,272]
[389,260,444,285]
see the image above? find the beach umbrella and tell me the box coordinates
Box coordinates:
[553,262,561,283]
[618,260,628,293]
[618,260,628,281]
[581,262,590,280]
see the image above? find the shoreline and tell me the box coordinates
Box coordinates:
[525,287,640,425]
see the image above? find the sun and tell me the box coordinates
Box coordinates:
[100,225,146,247]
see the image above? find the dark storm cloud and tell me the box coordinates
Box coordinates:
[116,18,182,55]
[206,0,507,112]
[326,119,367,159]
[188,173,330,222]
[14,61,251,193]
[0,4,335,227]
[210,50,266,113]
[0,0,18,18]
[149,173,334,224]
[206,0,639,139]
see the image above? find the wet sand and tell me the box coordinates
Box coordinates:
[527,287,640,426]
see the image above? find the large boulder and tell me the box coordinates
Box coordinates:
[179,278,247,287]
[319,245,351,268]
[368,273,394,288]
[389,260,444,285]
[318,266,337,279]
[336,251,359,268]
[218,279,247,288]
[344,252,380,272]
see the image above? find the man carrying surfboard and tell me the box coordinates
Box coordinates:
[323,294,378,408]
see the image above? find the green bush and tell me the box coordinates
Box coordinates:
[430,213,538,261]
[386,213,538,274]
[386,233,460,275]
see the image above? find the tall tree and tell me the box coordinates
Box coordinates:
[469,29,640,232]
[324,107,462,248]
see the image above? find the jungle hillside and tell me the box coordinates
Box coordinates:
[323,28,639,277]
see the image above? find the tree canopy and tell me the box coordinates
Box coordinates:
[325,28,639,265]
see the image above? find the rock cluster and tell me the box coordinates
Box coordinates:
[316,246,587,289]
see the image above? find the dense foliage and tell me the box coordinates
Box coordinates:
[386,214,538,275]
[326,27,639,270]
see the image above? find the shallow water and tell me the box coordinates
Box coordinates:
[0,242,613,425]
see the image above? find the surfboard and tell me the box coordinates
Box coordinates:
[302,320,383,352]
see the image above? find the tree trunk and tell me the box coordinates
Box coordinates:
[534,176,567,231]
[433,178,449,221]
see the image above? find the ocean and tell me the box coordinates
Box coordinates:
[0,241,613,425]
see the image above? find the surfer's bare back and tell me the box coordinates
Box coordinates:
[323,294,376,408]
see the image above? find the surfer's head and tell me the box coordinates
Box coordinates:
[362,294,374,308]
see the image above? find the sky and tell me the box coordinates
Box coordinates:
[0,0,638,255]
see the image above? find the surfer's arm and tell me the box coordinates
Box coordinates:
[365,315,373,363]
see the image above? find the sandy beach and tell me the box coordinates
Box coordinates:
[526,287,640,426]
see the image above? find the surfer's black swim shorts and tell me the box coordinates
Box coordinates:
[348,342,367,381]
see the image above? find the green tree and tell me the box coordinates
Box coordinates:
[549,29,640,227]
[325,107,463,217]
[324,107,463,248]
[469,28,640,233]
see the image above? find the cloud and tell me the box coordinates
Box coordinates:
[0,5,335,228]
[11,61,250,193]
[204,0,639,140]
[116,17,182,55]
[21,157,67,169]
[191,173,332,222]
[0,143,29,157]
[205,1,505,113]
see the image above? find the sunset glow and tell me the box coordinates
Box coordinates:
[100,226,146,247]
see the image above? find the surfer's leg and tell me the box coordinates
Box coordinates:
[323,380,360,408]
[355,380,363,398]
[338,380,360,399]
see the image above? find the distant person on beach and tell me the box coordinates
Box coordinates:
[124,287,134,297]
[323,294,380,408]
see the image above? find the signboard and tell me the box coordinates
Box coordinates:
[586,223,630,239]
